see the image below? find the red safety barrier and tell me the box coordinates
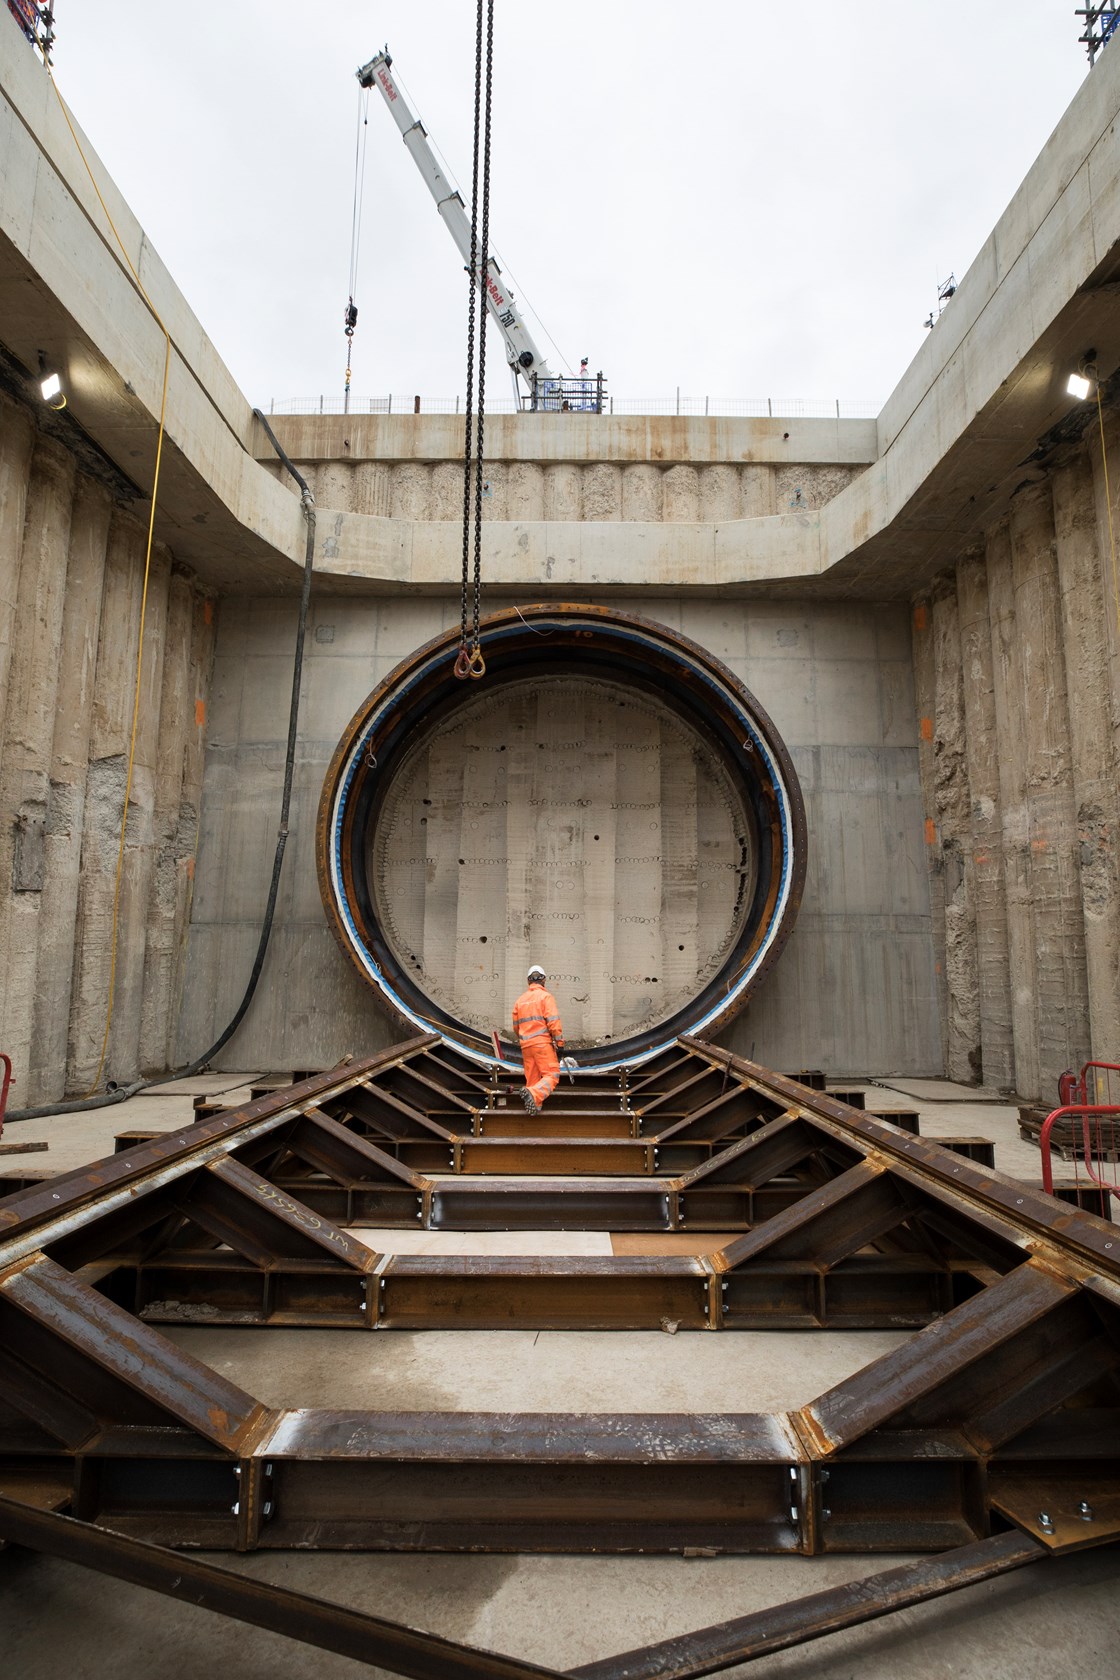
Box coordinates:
[1060,1061,1120,1107]
[0,1053,11,1142]
[1039,1102,1120,1213]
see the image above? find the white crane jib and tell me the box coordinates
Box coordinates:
[357,49,556,391]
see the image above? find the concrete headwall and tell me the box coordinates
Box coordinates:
[0,388,216,1104]
[913,422,1120,1097]
[178,591,939,1079]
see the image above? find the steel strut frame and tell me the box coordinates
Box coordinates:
[1,1034,1118,1671]
[0,1498,1048,1680]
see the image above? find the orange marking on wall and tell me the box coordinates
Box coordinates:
[195,698,206,728]
[920,717,934,741]
[974,851,989,865]
[1031,837,1049,852]
[186,858,195,880]
[925,818,937,845]
[203,599,214,625]
[913,604,928,632]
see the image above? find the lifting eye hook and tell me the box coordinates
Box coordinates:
[453,642,486,680]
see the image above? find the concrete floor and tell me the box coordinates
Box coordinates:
[2,1074,1118,1676]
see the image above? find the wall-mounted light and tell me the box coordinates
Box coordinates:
[1067,350,1098,401]
[37,352,66,411]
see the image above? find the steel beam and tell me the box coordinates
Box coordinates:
[570,1531,1048,1679]
[0,1497,565,1680]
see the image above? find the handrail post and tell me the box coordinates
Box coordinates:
[0,1053,11,1142]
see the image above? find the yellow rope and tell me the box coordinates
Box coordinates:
[45,70,173,1096]
[1096,380,1120,642]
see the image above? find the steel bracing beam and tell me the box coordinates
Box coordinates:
[0,1496,565,1680]
[0,1500,1049,1680]
[0,1034,1118,1664]
[569,1530,1048,1679]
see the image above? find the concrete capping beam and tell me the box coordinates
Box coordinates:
[0,29,306,580]
[263,412,880,468]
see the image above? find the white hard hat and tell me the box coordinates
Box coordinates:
[527,964,546,981]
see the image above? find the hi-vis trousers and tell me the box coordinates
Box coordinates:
[521,1034,561,1107]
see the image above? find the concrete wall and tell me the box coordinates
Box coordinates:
[0,388,216,1104]
[913,425,1120,1097]
[269,453,863,526]
[178,592,939,1079]
[8,18,1120,1101]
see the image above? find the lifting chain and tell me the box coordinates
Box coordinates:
[456,0,494,681]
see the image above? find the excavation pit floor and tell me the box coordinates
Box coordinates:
[2,1072,1117,1677]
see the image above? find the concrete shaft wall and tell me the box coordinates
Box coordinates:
[0,389,216,1105]
[915,431,1120,1097]
[263,453,863,525]
[178,592,938,1080]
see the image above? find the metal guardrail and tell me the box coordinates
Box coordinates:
[265,393,881,420]
[1040,1059,1120,1213]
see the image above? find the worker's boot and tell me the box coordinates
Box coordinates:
[520,1085,539,1116]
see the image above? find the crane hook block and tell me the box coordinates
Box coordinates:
[344,301,358,336]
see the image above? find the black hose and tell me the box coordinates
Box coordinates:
[6,413,316,1121]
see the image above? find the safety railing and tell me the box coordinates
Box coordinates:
[0,1052,11,1143]
[264,393,882,420]
[528,372,607,414]
[1039,1101,1120,1214]
[1058,1060,1120,1108]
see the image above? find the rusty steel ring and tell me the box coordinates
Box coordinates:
[316,604,807,1073]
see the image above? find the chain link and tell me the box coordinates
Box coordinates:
[471,0,494,670]
[456,0,494,680]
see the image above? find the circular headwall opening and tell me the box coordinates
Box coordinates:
[316,605,806,1071]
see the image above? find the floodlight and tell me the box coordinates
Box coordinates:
[1067,371,1093,400]
[39,372,61,403]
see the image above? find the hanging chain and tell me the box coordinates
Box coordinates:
[344,83,369,416]
[456,0,494,681]
[470,0,494,675]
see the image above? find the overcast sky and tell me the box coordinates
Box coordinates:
[47,2,1090,413]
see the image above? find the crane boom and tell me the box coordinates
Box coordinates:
[357,49,556,390]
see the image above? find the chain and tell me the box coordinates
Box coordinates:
[456,0,485,678]
[455,0,493,682]
[471,0,494,670]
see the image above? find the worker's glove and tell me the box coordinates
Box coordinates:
[561,1056,578,1071]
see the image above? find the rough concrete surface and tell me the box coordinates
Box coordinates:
[180,593,938,1077]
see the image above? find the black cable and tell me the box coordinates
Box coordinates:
[6,414,316,1121]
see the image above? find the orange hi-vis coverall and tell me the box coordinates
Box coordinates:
[512,981,564,1108]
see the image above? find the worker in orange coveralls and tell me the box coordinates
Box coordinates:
[512,964,566,1115]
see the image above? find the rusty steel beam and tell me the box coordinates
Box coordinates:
[0,1043,438,1254]
[2,1035,1119,1567]
[570,1531,1048,1679]
[0,1497,566,1680]
[0,1504,1054,1680]
[3,1041,1115,1334]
